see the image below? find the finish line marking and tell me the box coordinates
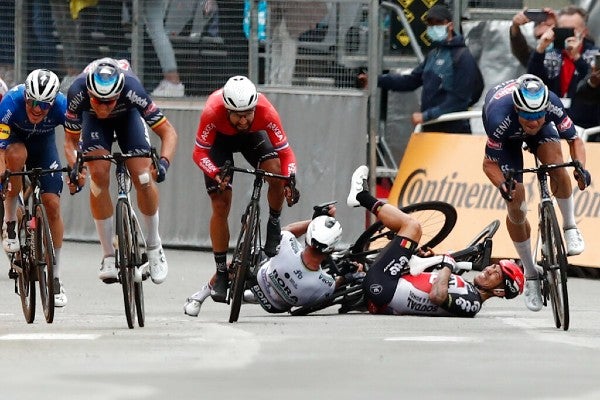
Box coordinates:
[385,336,482,343]
[0,333,100,341]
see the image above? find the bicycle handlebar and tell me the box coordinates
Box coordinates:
[503,160,583,181]
[70,148,160,189]
[1,166,71,201]
[219,160,299,206]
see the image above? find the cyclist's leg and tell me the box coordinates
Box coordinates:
[205,134,235,301]
[241,131,283,257]
[536,140,583,255]
[81,113,118,280]
[2,140,26,253]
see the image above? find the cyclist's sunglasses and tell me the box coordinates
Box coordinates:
[90,95,118,105]
[517,110,546,121]
[26,98,53,110]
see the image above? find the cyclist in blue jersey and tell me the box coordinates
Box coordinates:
[64,58,178,285]
[0,69,69,307]
[482,74,591,312]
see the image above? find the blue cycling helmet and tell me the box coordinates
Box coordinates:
[512,74,549,113]
[86,58,125,100]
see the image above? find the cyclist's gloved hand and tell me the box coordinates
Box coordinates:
[498,180,515,202]
[440,255,460,274]
[344,271,366,284]
[574,168,591,190]
[68,164,84,195]
[157,157,170,183]
[312,201,336,219]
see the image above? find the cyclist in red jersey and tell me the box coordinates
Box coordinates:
[347,165,525,317]
[192,76,299,302]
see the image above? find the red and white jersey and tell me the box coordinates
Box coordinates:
[254,231,336,311]
[387,272,483,317]
[192,89,297,179]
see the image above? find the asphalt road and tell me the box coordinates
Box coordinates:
[2,241,600,400]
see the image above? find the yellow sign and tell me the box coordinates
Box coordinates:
[388,133,600,268]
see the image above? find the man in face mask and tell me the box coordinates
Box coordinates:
[358,4,482,134]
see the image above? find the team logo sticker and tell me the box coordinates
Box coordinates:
[0,124,10,140]
[369,284,383,295]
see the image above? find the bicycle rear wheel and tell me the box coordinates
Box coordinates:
[350,201,457,261]
[116,199,136,329]
[16,218,36,323]
[34,203,55,323]
[131,213,146,328]
[229,203,259,323]
[540,203,569,330]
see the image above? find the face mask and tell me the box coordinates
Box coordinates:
[426,25,448,42]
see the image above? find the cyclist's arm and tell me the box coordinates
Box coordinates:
[64,131,80,167]
[282,220,310,238]
[482,157,505,188]
[151,119,178,164]
[567,136,587,167]
[260,103,297,176]
[429,266,452,305]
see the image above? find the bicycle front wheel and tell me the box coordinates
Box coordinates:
[116,199,136,329]
[540,203,569,330]
[350,201,457,261]
[16,217,36,323]
[229,203,259,323]
[34,203,55,323]
[131,213,146,328]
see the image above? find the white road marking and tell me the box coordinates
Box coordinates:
[385,336,482,343]
[0,333,100,340]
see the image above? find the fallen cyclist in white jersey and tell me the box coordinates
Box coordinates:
[183,201,363,316]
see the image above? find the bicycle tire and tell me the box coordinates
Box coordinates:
[16,217,35,323]
[540,203,569,330]
[229,203,259,323]
[34,203,55,323]
[351,201,457,260]
[131,213,145,328]
[116,199,136,329]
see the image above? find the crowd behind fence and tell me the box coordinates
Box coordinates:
[1,0,538,97]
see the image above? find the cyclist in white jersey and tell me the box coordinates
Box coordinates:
[183,204,361,316]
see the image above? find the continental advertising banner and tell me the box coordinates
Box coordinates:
[387,133,600,268]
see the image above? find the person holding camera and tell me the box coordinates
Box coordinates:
[509,7,557,68]
[527,6,600,135]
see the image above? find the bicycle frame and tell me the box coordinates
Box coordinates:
[4,166,69,323]
[221,162,294,323]
[505,159,579,330]
[76,149,158,329]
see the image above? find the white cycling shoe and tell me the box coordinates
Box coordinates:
[148,246,168,284]
[524,279,543,312]
[564,228,584,256]
[347,165,369,208]
[99,256,118,283]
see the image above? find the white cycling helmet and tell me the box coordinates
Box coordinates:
[512,74,549,113]
[222,76,258,111]
[86,58,125,100]
[305,216,343,253]
[25,69,60,103]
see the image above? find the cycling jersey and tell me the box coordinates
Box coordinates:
[383,272,482,317]
[64,59,167,137]
[483,78,577,178]
[192,89,297,179]
[0,85,66,194]
[251,231,336,313]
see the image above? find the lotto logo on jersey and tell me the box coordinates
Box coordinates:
[0,124,10,140]
[557,116,573,132]
[486,138,502,150]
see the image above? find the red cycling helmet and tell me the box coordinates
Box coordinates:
[499,260,525,299]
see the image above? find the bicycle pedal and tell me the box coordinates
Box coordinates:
[8,268,18,279]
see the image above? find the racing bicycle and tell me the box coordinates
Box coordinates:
[74,149,160,329]
[3,166,69,323]
[219,161,298,323]
[289,202,497,316]
[504,159,585,331]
